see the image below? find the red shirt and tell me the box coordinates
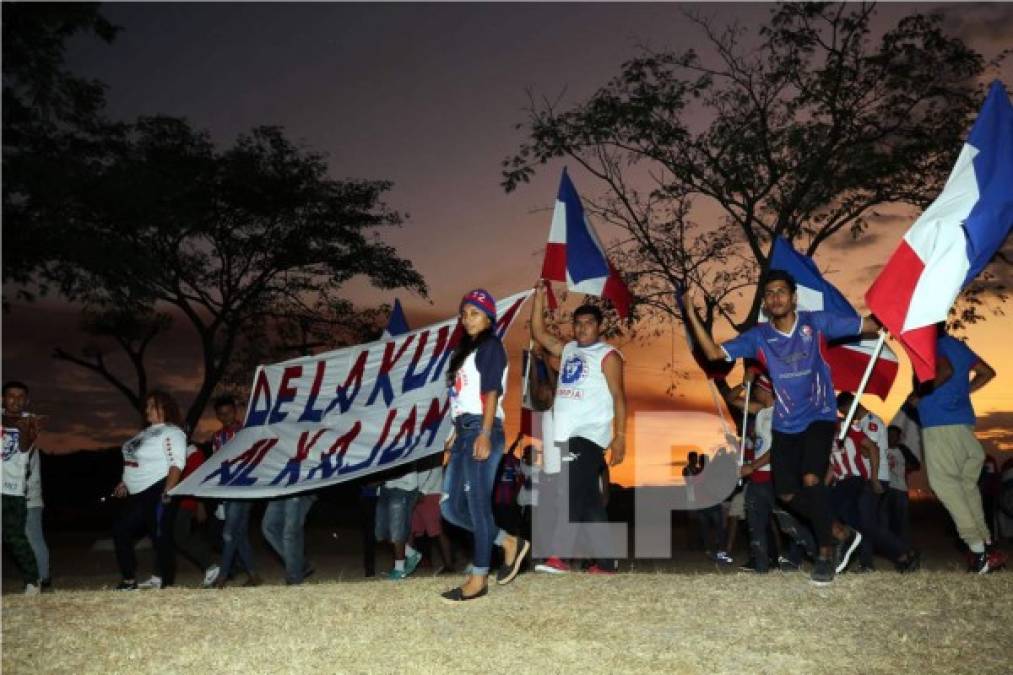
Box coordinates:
[179,449,206,512]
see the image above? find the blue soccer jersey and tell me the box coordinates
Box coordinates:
[721,311,861,433]
[917,335,981,428]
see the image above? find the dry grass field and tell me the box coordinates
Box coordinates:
[3,569,1010,674]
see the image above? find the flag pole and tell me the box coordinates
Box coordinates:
[838,329,887,441]
[738,378,752,468]
[706,379,734,438]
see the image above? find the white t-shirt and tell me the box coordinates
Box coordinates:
[385,465,419,491]
[2,423,32,497]
[121,424,187,494]
[553,341,621,449]
[752,407,773,476]
[859,412,890,482]
[417,465,443,495]
[449,338,508,420]
[889,406,922,462]
[886,445,908,492]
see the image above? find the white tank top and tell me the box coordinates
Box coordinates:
[553,340,620,448]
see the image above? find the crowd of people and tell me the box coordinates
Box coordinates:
[2,272,1009,597]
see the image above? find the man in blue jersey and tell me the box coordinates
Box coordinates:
[682,270,878,585]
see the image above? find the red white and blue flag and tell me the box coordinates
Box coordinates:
[866,81,1013,381]
[766,237,899,399]
[541,168,633,318]
[381,298,410,339]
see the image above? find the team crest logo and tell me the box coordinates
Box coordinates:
[2,430,20,462]
[560,354,589,385]
[800,324,813,340]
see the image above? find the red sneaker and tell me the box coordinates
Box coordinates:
[534,556,570,574]
[586,564,617,576]
[986,548,1008,571]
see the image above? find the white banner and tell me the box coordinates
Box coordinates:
[171,291,532,498]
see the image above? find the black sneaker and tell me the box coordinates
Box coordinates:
[810,558,835,586]
[834,528,863,574]
[851,563,875,574]
[969,551,991,575]
[738,558,758,573]
[115,580,138,591]
[896,550,921,574]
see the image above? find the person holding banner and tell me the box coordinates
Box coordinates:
[112,391,187,590]
[682,271,878,586]
[212,396,261,588]
[440,289,530,602]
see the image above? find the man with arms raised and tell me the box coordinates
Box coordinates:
[683,271,877,585]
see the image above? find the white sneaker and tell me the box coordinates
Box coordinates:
[25,583,41,596]
[137,575,162,589]
[202,565,221,588]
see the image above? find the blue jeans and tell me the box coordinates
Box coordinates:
[26,506,50,580]
[221,500,255,578]
[375,487,418,544]
[262,494,316,584]
[441,414,506,576]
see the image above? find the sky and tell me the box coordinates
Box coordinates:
[3,2,1012,488]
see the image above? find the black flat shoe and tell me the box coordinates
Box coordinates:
[496,538,531,586]
[440,585,488,603]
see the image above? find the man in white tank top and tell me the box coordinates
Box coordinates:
[529,282,627,574]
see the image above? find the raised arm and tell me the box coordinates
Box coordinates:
[530,282,564,358]
[680,290,726,362]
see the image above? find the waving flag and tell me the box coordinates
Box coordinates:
[675,280,734,380]
[541,168,633,317]
[381,298,410,339]
[766,237,899,398]
[866,81,1013,381]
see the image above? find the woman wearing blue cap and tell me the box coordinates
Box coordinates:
[440,289,530,602]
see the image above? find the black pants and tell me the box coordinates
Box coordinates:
[494,502,521,536]
[745,481,775,571]
[113,479,176,585]
[881,488,911,551]
[2,494,38,584]
[857,484,907,565]
[772,420,835,549]
[173,507,212,572]
[697,504,725,553]
[553,437,614,568]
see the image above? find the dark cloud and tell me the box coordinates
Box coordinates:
[936,4,1013,50]
[977,410,1013,453]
